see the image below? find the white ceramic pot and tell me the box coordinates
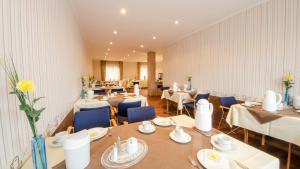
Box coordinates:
[262,90,282,112]
[195,99,213,132]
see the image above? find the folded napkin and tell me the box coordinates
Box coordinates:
[108,95,125,107]
[189,90,197,98]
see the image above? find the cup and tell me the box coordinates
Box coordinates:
[55,131,68,143]
[175,126,184,139]
[216,134,231,149]
[142,121,152,131]
[126,137,138,154]
[244,101,252,107]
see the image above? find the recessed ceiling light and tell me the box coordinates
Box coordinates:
[113,30,118,35]
[127,54,130,56]
[174,20,179,24]
[105,52,108,55]
[140,44,144,48]
[152,36,157,40]
[107,48,111,51]
[132,50,136,53]
[109,41,113,45]
[120,8,126,15]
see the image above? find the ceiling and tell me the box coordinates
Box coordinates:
[70,0,264,62]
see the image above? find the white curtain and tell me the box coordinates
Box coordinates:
[106,61,120,81]
[139,63,148,80]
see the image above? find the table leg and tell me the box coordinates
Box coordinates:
[261,135,265,146]
[166,100,169,114]
[244,129,248,144]
[287,143,292,169]
[176,109,179,115]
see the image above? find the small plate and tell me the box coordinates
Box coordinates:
[211,135,236,152]
[169,130,191,144]
[153,117,172,127]
[197,149,231,169]
[87,127,108,141]
[138,125,156,134]
[49,139,64,148]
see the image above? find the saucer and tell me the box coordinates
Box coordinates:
[153,117,172,127]
[197,149,230,169]
[169,130,191,144]
[49,139,64,148]
[138,125,156,134]
[211,136,236,152]
[87,127,108,141]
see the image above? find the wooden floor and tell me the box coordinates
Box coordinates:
[146,94,300,169]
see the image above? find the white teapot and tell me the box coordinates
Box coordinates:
[87,90,94,99]
[172,82,178,92]
[262,90,282,112]
[134,84,140,96]
[195,99,213,132]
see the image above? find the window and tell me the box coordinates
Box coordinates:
[139,63,147,80]
[105,61,120,81]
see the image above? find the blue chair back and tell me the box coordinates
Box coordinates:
[74,106,110,132]
[127,106,156,123]
[111,88,124,93]
[117,101,141,117]
[220,96,237,107]
[195,93,210,103]
[94,89,106,95]
[80,106,111,114]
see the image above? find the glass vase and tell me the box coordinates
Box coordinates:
[187,81,192,91]
[284,89,291,106]
[32,135,47,169]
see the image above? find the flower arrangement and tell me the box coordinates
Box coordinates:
[283,73,294,105]
[1,57,47,169]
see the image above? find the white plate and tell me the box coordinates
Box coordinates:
[138,125,156,134]
[87,127,108,141]
[211,135,237,152]
[169,130,191,144]
[197,149,231,169]
[49,139,64,148]
[152,117,172,127]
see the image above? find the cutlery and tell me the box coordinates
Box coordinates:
[234,160,249,169]
[169,117,176,125]
[188,155,200,169]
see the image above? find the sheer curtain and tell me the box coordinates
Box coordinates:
[139,63,148,80]
[105,61,120,81]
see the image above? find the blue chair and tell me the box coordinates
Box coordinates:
[80,106,111,113]
[117,101,141,124]
[183,93,210,117]
[94,89,106,95]
[72,106,116,133]
[111,88,124,93]
[218,96,237,129]
[127,106,156,123]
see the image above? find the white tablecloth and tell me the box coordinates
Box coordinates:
[161,90,193,110]
[73,96,148,113]
[21,115,279,169]
[226,104,300,146]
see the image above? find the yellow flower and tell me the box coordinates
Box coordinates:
[286,73,293,81]
[16,80,36,93]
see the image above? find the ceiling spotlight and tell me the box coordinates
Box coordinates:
[120,8,126,15]
[174,20,179,25]
[140,44,144,48]
[152,36,157,40]
[109,41,113,45]
[107,48,111,51]
[127,54,130,56]
[132,50,136,53]
[105,52,108,55]
[113,30,118,35]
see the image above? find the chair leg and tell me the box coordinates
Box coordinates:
[217,110,225,129]
[183,106,191,117]
[287,143,292,169]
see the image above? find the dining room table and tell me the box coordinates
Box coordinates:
[73,93,148,113]
[161,89,195,115]
[226,104,300,168]
[21,115,279,169]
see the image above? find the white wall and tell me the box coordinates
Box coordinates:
[123,62,138,80]
[163,0,300,99]
[156,61,163,79]
[0,0,91,168]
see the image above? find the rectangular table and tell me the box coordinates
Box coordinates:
[161,90,193,114]
[21,115,279,169]
[226,104,300,168]
[73,95,148,113]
